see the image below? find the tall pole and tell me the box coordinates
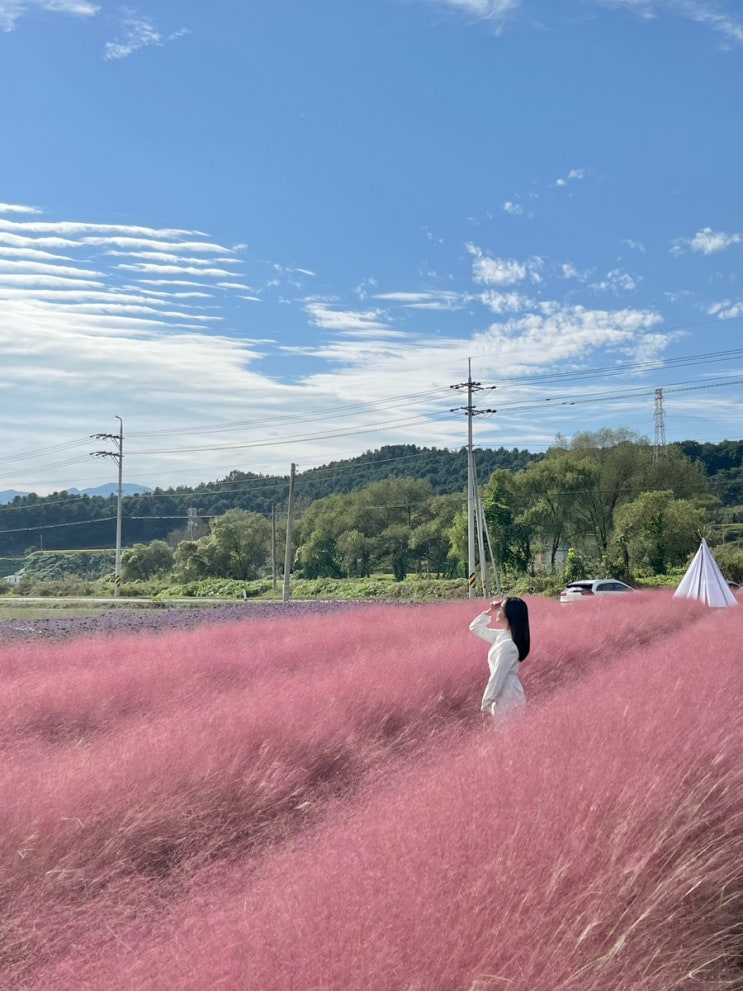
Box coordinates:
[271,505,278,593]
[450,362,496,599]
[91,416,124,599]
[114,416,123,597]
[282,464,296,602]
[466,361,476,598]
[473,452,489,599]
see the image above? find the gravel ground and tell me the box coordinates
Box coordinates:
[0,599,392,643]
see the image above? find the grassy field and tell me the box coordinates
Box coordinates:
[1,592,741,990]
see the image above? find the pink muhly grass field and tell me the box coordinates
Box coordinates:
[2,595,741,990]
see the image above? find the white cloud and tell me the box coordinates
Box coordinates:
[480,290,534,313]
[554,168,588,188]
[690,227,742,254]
[466,243,526,285]
[708,299,743,319]
[105,17,189,61]
[0,218,199,237]
[0,202,43,214]
[372,290,465,310]
[304,301,399,335]
[592,0,743,46]
[0,207,725,494]
[672,226,742,255]
[622,238,647,253]
[503,201,523,215]
[470,303,664,377]
[0,0,97,32]
[418,0,521,32]
[0,214,249,347]
[591,268,639,292]
[116,264,239,278]
[466,244,546,287]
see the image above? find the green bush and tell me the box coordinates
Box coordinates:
[707,541,743,584]
[15,576,95,597]
[22,551,116,582]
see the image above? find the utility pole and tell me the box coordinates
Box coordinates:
[271,505,278,594]
[91,416,124,598]
[450,360,496,598]
[282,463,296,602]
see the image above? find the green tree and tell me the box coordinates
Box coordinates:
[481,469,532,573]
[335,528,372,578]
[173,540,208,582]
[294,494,349,578]
[612,491,705,575]
[174,509,271,581]
[408,493,462,577]
[205,509,271,580]
[295,477,437,578]
[519,458,596,571]
[121,540,174,581]
[548,429,709,559]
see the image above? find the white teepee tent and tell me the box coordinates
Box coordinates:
[673,538,738,608]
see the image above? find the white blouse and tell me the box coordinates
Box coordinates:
[469,611,526,718]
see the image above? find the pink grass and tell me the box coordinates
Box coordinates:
[2,595,741,990]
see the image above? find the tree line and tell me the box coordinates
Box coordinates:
[0,445,540,556]
[3,434,743,587]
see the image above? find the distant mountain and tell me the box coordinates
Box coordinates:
[0,483,152,504]
[0,489,28,505]
[70,483,154,498]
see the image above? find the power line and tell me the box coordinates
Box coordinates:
[1,350,741,489]
[0,516,117,535]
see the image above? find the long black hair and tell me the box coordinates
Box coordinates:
[503,596,530,661]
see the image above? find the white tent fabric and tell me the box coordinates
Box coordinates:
[673,538,738,608]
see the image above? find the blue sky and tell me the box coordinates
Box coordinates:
[0,0,741,495]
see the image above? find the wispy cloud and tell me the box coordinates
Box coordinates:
[622,238,647,253]
[0,209,249,337]
[0,0,97,32]
[470,304,663,378]
[372,291,465,311]
[672,226,742,255]
[417,0,521,33]
[708,299,743,319]
[466,243,544,286]
[592,0,743,46]
[479,290,534,313]
[591,268,639,292]
[0,202,43,214]
[304,300,400,336]
[554,168,587,188]
[105,15,189,61]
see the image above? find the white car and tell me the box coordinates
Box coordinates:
[559,578,633,602]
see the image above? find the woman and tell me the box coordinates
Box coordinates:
[469,597,530,722]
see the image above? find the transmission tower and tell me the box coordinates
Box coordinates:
[653,388,667,464]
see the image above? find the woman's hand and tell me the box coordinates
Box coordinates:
[489,599,503,613]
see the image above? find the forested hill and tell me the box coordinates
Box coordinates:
[293,444,540,502]
[0,445,541,555]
